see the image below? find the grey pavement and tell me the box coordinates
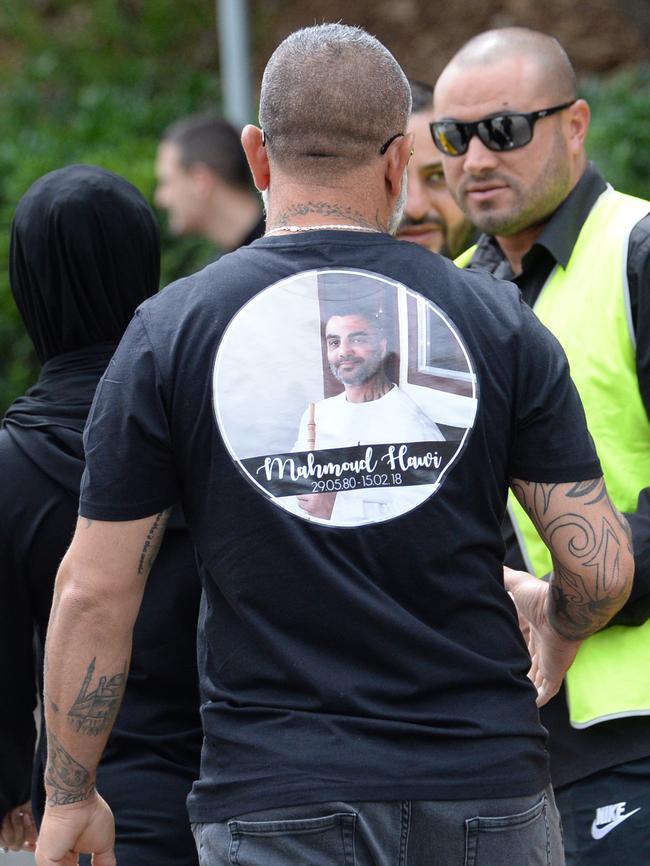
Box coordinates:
[2,852,34,864]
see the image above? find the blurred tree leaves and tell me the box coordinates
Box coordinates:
[0,0,220,411]
[584,65,650,200]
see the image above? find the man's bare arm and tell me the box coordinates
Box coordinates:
[506,478,634,706]
[36,509,170,865]
[510,478,634,639]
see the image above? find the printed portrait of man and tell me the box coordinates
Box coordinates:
[293,300,446,522]
[213,269,478,528]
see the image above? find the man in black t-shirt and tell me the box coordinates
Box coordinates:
[36,24,634,866]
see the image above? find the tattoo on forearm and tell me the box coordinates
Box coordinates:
[66,657,127,736]
[45,732,92,805]
[511,478,632,639]
[137,508,171,575]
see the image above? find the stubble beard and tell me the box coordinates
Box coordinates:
[459,130,572,238]
[330,347,385,388]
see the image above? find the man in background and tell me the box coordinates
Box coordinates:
[434,26,650,865]
[396,79,474,258]
[155,112,264,250]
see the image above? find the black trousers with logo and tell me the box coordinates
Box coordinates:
[555,755,650,866]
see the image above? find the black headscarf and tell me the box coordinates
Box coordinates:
[3,165,160,492]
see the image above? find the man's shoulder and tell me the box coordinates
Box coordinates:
[391,237,520,301]
[137,244,264,329]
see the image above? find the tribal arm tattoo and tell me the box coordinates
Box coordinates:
[510,478,634,640]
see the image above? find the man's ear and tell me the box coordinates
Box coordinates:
[187,163,219,198]
[384,131,414,199]
[566,98,590,154]
[241,125,270,191]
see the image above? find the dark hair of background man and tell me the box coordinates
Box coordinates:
[162,112,254,192]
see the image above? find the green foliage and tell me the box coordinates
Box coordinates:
[0,0,219,412]
[583,65,650,200]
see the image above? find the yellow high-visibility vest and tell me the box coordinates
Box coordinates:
[457,188,650,727]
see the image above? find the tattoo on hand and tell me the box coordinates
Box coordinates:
[45,732,92,805]
[67,657,126,736]
[511,478,631,639]
[137,508,171,575]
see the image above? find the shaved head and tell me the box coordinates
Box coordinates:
[432,27,589,257]
[259,23,411,179]
[437,28,577,107]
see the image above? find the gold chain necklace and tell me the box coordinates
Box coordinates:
[265,224,381,236]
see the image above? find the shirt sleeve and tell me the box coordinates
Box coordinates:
[508,300,602,483]
[80,312,179,520]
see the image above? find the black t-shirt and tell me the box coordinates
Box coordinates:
[80,231,601,821]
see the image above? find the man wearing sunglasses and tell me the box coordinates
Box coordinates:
[434,26,650,866]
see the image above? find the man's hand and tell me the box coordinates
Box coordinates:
[0,801,37,852]
[36,790,115,866]
[504,565,583,706]
[297,492,336,520]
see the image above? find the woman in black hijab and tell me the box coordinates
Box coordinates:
[0,165,201,864]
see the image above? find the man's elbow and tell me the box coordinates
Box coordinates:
[618,541,635,610]
[51,556,139,630]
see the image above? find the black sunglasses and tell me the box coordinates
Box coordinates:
[429,101,575,156]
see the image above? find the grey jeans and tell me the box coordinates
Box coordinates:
[191,786,565,866]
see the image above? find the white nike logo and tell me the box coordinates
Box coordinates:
[590,807,641,840]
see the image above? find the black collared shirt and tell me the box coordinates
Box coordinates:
[468,162,650,788]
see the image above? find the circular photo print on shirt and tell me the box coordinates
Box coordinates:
[213,268,478,527]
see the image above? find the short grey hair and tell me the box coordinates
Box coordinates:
[259,24,411,176]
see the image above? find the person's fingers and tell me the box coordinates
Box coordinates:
[0,812,13,847]
[90,846,117,866]
[0,808,25,850]
[536,675,561,707]
[22,809,38,849]
[503,566,531,591]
